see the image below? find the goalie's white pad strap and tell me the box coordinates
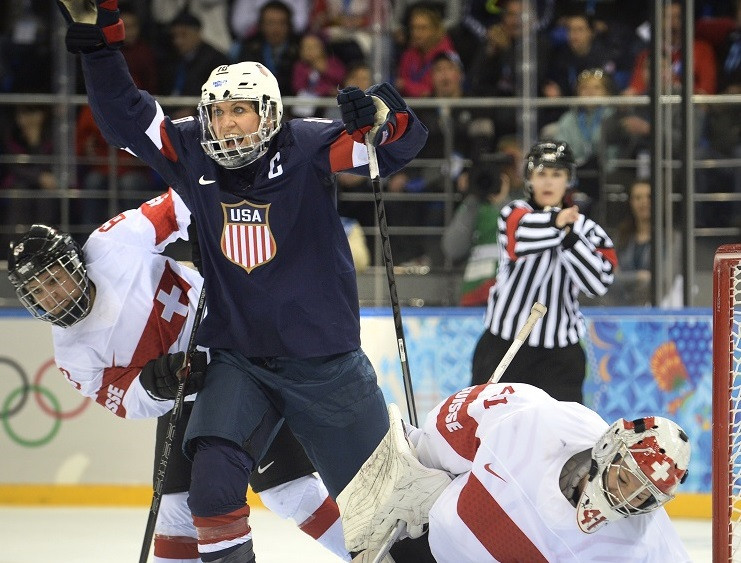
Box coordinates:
[337,404,452,553]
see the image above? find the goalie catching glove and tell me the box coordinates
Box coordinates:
[56,0,125,54]
[337,83,406,146]
[139,351,207,401]
[337,403,452,553]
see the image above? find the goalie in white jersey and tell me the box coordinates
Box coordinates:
[7,189,349,562]
[407,382,692,563]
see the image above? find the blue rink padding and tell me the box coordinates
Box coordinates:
[361,307,713,495]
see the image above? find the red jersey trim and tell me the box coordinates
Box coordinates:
[597,246,618,268]
[458,473,548,562]
[506,208,530,261]
[193,505,251,545]
[298,496,341,539]
[140,189,179,245]
[436,384,486,461]
[329,132,355,173]
[160,122,178,162]
[154,534,199,559]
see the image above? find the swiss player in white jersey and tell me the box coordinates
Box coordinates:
[407,382,692,562]
[7,189,349,562]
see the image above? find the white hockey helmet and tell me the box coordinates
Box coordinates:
[576,416,690,533]
[8,224,92,327]
[198,61,283,169]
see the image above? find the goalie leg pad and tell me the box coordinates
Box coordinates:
[337,404,452,553]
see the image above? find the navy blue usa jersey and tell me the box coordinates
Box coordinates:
[81,50,428,358]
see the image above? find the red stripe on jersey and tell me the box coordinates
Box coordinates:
[154,535,199,559]
[160,121,178,162]
[597,246,618,268]
[329,132,356,172]
[458,473,548,562]
[99,261,192,417]
[506,207,530,261]
[436,384,486,461]
[139,189,179,245]
[298,496,340,539]
[193,505,251,545]
[382,113,410,145]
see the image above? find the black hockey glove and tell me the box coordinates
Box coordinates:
[56,0,125,54]
[337,83,406,146]
[187,222,203,276]
[139,351,207,401]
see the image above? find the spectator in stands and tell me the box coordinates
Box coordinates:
[697,0,741,228]
[310,0,373,64]
[544,68,616,209]
[542,13,620,99]
[395,2,456,97]
[291,33,346,117]
[0,1,53,94]
[331,62,377,241]
[468,0,548,140]
[0,104,59,248]
[441,153,512,306]
[75,106,156,227]
[237,0,301,96]
[624,0,717,95]
[161,10,229,118]
[390,50,485,265]
[612,179,683,307]
[119,5,159,94]
[150,0,232,54]
[231,0,311,40]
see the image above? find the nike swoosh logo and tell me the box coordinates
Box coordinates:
[199,175,216,185]
[256,461,275,474]
[483,463,506,482]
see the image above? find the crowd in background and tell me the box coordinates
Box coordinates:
[0,0,739,305]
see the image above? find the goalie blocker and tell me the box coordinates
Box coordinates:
[337,404,451,558]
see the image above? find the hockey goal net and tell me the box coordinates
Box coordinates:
[714,244,741,562]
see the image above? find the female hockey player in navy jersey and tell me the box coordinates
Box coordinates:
[56,1,429,561]
[7,190,350,562]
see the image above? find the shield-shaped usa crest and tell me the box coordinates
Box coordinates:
[221,201,276,273]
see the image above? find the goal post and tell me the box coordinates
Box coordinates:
[713,244,741,562]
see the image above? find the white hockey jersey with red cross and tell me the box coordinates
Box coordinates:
[53,189,203,419]
[409,382,691,563]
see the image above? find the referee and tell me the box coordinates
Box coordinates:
[470,141,617,403]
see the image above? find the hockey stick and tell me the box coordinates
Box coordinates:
[370,303,548,563]
[364,136,418,563]
[488,302,548,384]
[138,285,207,563]
[365,137,418,427]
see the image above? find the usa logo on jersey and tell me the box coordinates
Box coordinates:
[221,201,276,273]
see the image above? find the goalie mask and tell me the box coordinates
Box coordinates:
[576,416,690,533]
[198,62,283,169]
[524,141,576,193]
[8,225,92,328]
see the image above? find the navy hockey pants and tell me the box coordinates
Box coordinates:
[184,347,389,503]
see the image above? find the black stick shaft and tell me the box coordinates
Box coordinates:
[366,139,418,427]
[138,285,207,563]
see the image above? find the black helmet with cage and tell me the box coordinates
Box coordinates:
[7,224,92,327]
[523,140,577,193]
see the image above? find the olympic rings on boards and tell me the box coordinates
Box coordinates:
[0,357,30,419]
[34,358,89,419]
[2,385,62,447]
[0,355,90,447]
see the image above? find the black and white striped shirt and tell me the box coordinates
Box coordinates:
[484,200,617,348]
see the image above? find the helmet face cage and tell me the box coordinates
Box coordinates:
[524,141,577,194]
[8,226,91,328]
[576,416,690,533]
[198,62,283,169]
